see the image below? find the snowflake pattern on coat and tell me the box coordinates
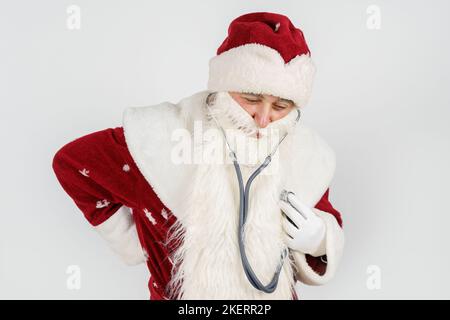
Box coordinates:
[144,208,157,225]
[52,126,343,300]
[79,168,90,177]
[96,199,110,208]
[161,208,168,220]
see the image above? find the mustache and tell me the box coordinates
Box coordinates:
[206,92,298,138]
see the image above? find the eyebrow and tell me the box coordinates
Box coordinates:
[278,98,294,105]
[241,93,263,98]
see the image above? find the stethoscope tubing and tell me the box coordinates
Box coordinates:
[206,102,301,293]
[234,155,288,293]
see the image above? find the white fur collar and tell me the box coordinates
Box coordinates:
[122,90,335,217]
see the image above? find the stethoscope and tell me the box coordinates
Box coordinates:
[206,103,302,293]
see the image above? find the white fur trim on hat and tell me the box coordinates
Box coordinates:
[207,43,316,108]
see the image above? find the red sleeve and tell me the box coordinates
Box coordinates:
[305,188,343,276]
[314,188,343,228]
[52,127,139,226]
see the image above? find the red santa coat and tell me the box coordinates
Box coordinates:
[52,92,344,300]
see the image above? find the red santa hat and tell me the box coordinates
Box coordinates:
[207,12,316,108]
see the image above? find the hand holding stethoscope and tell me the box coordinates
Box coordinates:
[279,191,327,257]
[207,98,327,293]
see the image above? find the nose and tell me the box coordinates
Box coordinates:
[254,105,271,128]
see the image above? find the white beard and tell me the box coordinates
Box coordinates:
[165,92,300,299]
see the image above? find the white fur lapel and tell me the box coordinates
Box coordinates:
[122,90,336,217]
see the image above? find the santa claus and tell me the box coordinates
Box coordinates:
[52,12,345,300]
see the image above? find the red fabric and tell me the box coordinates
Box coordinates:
[53,127,175,299]
[315,188,343,228]
[217,12,311,63]
[52,126,342,299]
[303,188,344,277]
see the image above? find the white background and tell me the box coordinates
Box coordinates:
[1,0,450,299]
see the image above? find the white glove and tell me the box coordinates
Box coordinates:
[279,191,327,257]
[94,206,147,266]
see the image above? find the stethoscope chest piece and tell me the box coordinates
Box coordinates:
[207,105,302,293]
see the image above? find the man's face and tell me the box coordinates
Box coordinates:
[228,91,295,129]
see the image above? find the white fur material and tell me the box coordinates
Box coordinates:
[122,90,339,298]
[207,43,316,108]
[94,205,147,266]
[123,90,335,214]
[164,92,301,299]
[164,150,298,299]
[292,208,345,285]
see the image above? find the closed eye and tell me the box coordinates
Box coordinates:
[273,105,288,111]
[244,97,261,103]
